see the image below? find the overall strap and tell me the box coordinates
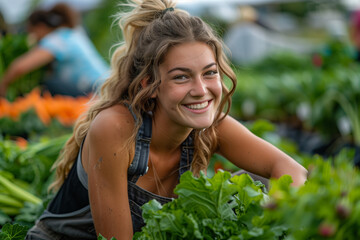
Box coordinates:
[127,112,152,182]
[179,131,194,176]
[126,102,137,122]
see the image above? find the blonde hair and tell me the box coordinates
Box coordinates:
[49,0,237,191]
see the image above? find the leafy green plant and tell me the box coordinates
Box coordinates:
[133,171,285,240]
[98,171,281,240]
[0,34,44,101]
[83,0,126,59]
[325,86,360,145]
[248,52,313,74]
[0,109,46,138]
[0,134,70,196]
[317,39,356,70]
[232,58,360,143]
[0,135,68,227]
[0,223,28,240]
[0,171,43,227]
[265,149,360,239]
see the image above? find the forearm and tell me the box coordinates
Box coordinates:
[252,137,308,186]
[270,157,307,186]
[1,66,22,87]
[1,47,54,88]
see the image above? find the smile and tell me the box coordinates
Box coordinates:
[184,100,211,110]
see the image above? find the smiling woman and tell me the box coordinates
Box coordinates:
[25,0,307,239]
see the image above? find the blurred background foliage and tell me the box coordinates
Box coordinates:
[82,0,126,60]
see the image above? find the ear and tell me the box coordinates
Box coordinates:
[151,90,157,98]
[140,76,150,89]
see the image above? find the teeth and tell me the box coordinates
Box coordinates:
[186,101,209,110]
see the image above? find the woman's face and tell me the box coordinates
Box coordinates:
[155,41,222,130]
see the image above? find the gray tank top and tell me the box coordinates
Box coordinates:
[26,108,194,239]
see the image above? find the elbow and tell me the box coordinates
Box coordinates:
[271,159,308,187]
[289,163,308,187]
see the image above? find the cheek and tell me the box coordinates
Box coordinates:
[157,84,182,105]
[212,79,223,99]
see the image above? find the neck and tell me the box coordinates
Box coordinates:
[150,113,192,154]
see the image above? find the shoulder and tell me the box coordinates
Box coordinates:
[215,115,253,147]
[83,104,136,171]
[216,115,248,133]
[88,104,135,142]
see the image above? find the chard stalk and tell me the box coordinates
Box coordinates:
[0,206,20,216]
[0,193,24,208]
[0,174,41,205]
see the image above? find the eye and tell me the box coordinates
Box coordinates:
[204,70,218,77]
[173,74,189,81]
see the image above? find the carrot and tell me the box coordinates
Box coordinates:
[35,100,51,125]
[0,88,91,126]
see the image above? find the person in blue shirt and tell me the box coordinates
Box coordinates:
[0,3,109,97]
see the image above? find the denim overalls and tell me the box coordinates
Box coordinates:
[25,110,194,239]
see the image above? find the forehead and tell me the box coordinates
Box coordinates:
[160,42,216,71]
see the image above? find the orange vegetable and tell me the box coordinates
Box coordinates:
[15,137,28,149]
[0,88,91,126]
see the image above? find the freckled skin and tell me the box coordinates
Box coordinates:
[94,157,103,169]
[155,42,222,130]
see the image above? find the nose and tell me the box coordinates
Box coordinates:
[190,76,207,97]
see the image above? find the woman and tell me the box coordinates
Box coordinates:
[0,3,109,97]
[26,0,307,239]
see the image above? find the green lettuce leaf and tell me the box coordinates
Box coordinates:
[174,170,237,220]
[0,223,29,240]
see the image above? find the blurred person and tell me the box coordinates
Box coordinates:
[224,5,314,65]
[350,9,360,62]
[0,3,109,97]
[223,6,267,64]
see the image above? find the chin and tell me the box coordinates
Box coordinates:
[191,122,213,130]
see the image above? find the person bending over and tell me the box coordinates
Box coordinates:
[0,3,109,97]
[26,0,307,239]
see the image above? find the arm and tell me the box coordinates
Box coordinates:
[0,47,54,96]
[216,115,307,186]
[84,105,135,239]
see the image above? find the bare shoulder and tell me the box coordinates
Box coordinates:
[88,104,135,142]
[83,104,135,171]
[216,115,250,136]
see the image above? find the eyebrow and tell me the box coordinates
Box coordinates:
[167,62,217,74]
